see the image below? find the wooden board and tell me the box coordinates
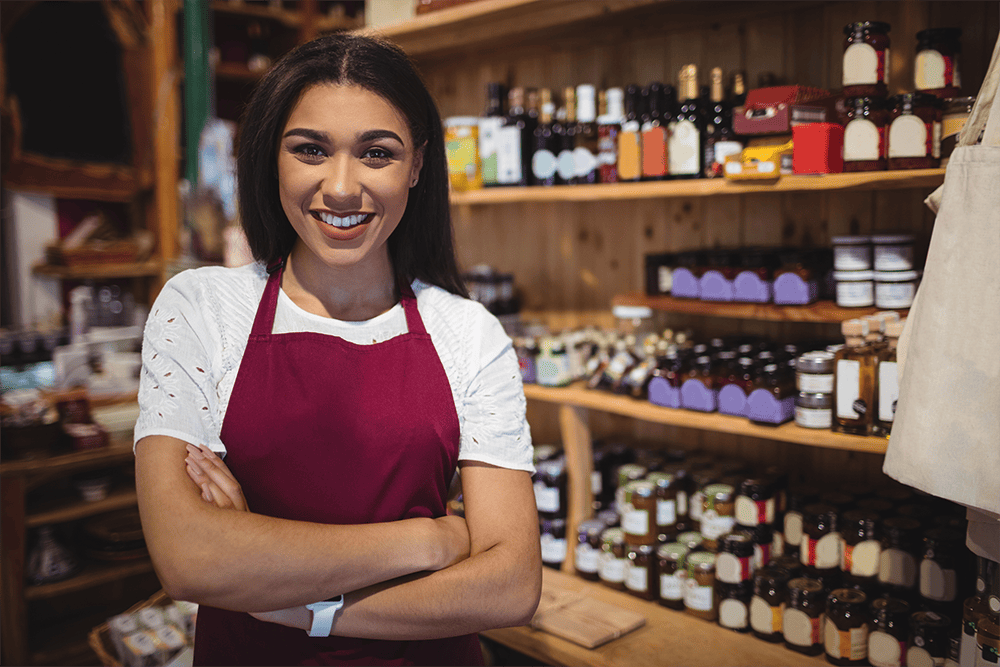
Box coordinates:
[531,593,646,650]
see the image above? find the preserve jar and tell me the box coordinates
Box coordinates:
[599,527,627,590]
[622,480,657,546]
[535,336,573,387]
[843,96,888,171]
[615,463,647,509]
[915,28,962,98]
[770,554,805,580]
[784,577,826,655]
[843,21,891,97]
[684,551,717,621]
[869,597,911,667]
[801,503,841,573]
[879,516,922,595]
[718,581,753,633]
[701,483,737,551]
[888,93,942,169]
[687,470,718,534]
[625,544,658,600]
[941,96,975,165]
[443,116,482,191]
[832,235,873,271]
[874,270,919,309]
[919,527,964,604]
[717,531,756,584]
[872,234,915,272]
[736,477,776,527]
[746,523,774,569]
[839,510,881,589]
[797,351,836,394]
[534,458,567,519]
[752,566,792,642]
[784,492,815,559]
[796,392,834,430]
[657,542,689,610]
[676,531,704,553]
[907,611,952,667]
[574,519,605,581]
[540,518,567,569]
[825,588,870,666]
[834,270,875,308]
[977,616,1000,667]
[646,471,679,541]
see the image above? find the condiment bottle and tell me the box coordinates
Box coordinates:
[574,519,605,582]
[703,66,743,178]
[617,84,643,182]
[669,64,705,179]
[555,87,578,185]
[622,480,657,547]
[625,543,658,600]
[879,516,922,599]
[657,543,689,610]
[843,21,891,97]
[684,551,717,621]
[646,471,679,541]
[752,566,792,642]
[869,597,911,667]
[540,517,567,569]
[800,503,841,578]
[718,581,753,633]
[908,611,952,667]
[533,458,567,519]
[839,510,881,591]
[919,527,965,607]
[717,531,756,585]
[701,483,737,551]
[640,82,669,181]
[784,577,826,656]
[874,319,903,438]
[596,87,623,184]
[598,527,627,590]
[833,319,877,436]
[574,84,600,184]
[500,86,533,186]
[825,588,870,666]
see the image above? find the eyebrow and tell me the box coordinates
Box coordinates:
[282,128,405,146]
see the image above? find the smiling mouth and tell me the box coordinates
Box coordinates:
[312,211,373,228]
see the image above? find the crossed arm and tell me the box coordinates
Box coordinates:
[135,435,541,639]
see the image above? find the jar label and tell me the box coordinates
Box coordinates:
[557,148,576,182]
[716,552,752,584]
[478,117,502,185]
[591,471,603,496]
[599,553,626,583]
[844,538,881,577]
[750,596,782,634]
[657,498,677,526]
[573,146,599,179]
[536,352,572,387]
[575,543,599,573]
[784,608,820,647]
[869,630,905,667]
[933,120,942,158]
[919,559,957,601]
[889,115,930,159]
[796,406,833,429]
[836,359,864,419]
[876,279,916,310]
[754,542,771,570]
[701,509,736,540]
[719,599,749,630]
[657,265,673,293]
[641,125,668,178]
[618,129,642,181]
[690,491,705,521]
[625,561,648,592]
[534,483,561,514]
[496,126,523,184]
[826,618,869,661]
[874,244,915,271]
[801,533,841,569]
[598,128,618,166]
[660,572,685,601]
[540,534,567,565]
[684,580,714,611]
[623,508,650,538]
[531,149,558,180]
[784,511,803,547]
[798,372,835,394]
[677,490,688,517]
[845,118,884,161]
[844,42,883,86]
[916,49,952,90]
[879,548,917,587]
[878,361,900,423]
[772,530,785,558]
[735,496,774,526]
[906,646,937,667]
[668,119,700,176]
[837,278,875,307]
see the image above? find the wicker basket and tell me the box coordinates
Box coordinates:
[88,589,174,666]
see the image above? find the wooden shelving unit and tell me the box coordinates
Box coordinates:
[32,260,164,281]
[24,558,154,602]
[26,489,140,529]
[612,293,908,323]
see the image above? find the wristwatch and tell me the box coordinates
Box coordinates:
[304,595,344,637]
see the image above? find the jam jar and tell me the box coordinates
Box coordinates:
[684,551,717,621]
[800,503,841,575]
[646,471,679,541]
[843,21,891,97]
[915,28,962,98]
[540,518,567,569]
[752,566,792,643]
[622,480,657,546]
[717,531,756,585]
[785,577,827,656]
[657,543,689,610]
[843,96,888,172]
[919,527,965,605]
[534,458,567,519]
[783,492,816,560]
[840,510,881,590]
[718,581,753,633]
[770,554,805,580]
[625,544,658,600]
[908,611,952,667]
[870,597,911,667]
[825,588,870,666]
[676,531,704,553]
[746,523,774,569]
[701,483,737,551]
[574,519,605,581]
[888,93,942,170]
[977,616,1000,667]
[598,527,627,590]
[879,516,922,597]
[941,96,975,165]
[615,463,647,509]
[736,477,776,527]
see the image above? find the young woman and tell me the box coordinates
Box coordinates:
[134,34,541,666]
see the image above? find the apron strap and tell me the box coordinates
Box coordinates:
[250,262,283,337]
[399,281,427,336]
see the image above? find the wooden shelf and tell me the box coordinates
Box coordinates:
[613,293,908,324]
[483,568,828,667]
[3,155,147,202]
[27,489,138,529]
[523,383,888,454]
[32,260,163,280]
[211,0,303,27]
[24,558,154,601]
[215,61,266,82]
[450,169,946,205]
[1,435,135,478]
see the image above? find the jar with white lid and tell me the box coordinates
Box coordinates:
[872,234,915,271]
[834,270,875,307]
[832,236,873,271]
[874,270,919,309]
[796,351,835,393]
[613,305,656,340]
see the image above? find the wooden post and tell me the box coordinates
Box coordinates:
[558,404,594,575]
[150,0,181,295]
[1,475,29,664]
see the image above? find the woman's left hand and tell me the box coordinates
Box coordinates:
[249,606,311,630]
[184,444,249,511]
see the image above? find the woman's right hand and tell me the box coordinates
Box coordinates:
[431,514,470,570]
[185,443,249,511]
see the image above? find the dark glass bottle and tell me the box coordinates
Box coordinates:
[785,577,826,655]
[480,82,505,187]
[530,88,559,187]
[640,82,668,180]
[669,64,705,179]
[499,86,534,187]
[869,597,911,667]
[574,84,600,184]
[704,67,743,178]
[555,86,578,185]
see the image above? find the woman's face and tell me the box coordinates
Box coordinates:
[277,83,422,275]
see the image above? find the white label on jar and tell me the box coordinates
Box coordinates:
[677,491,688,517]
[534,483,560,514]
[625,562,648,592]
[816,532,842,569]
[879,361,899,423]
[751,596,781,634]
[599,553,625,583]
[536,352,572,386]
[623,508,649,537]
[557,149,576,181]
[124,632,158,657]
[835,244,874,272]
[785,512,804,547]
[684,579,714,611]
[573,147,599,179]
[496,126,523,184]
[690,491,705,521]
[847,539,882,577]
[919,560,957,601]
[845,118,882,161]
[478,117,502,184]
[798,372,835,394]
[668,119,700,175]
[531,149,558,180]
[961,632,978,667]
[906,646,937,667]
[836,359,864,419]
[796,406,833,429]
[889,115,929,158]
[916,50,947,90]
[844,42,880,86]
[575,543,599,573]
[660,571,685,601]
[657,498,677,526]
[784,608,818,647]
[540,533,566,564]
[837,279,875,307]
[701,509,736,540]
[879,548,917,587]
[876,280,916,309]
[869,630,904,667]
[719,599,749,630]
[658,265,673,293]
[735,496,761,526]
[772,530,785,557]
[874,244,914,271]
[716,552,747,584]
[826,618,869,661]
[591,471,602,496]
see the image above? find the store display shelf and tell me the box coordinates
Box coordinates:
[449,169,945,205]
[4,155,147,202]
[32,260,163,280]
[24,558,154,602]
[1,435,135,478]
[482,568,827,667]
[613,293,907,323]
[215,61,266,82]
[523,383,888,454]
[211,0,303,27]
[27,489,138,529]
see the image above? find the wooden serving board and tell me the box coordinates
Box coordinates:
[530,589,646,649]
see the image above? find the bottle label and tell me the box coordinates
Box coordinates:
[919,559,957,601]
[573,146,599,179]
[540,533,567,565]
[796,406,833,429]
[668,120,700,175]
[496,125,523,184]
[784,511,803,547]
[710,140,744,177]
[844,42,884,86]
[798,372,835,394]
[905,646,938,667]
[735,496,774,526]
[716,552,752,583]
[879,548,917,587]
[599,553,625,583]
[591,470,603,496]
[575,543,599,573]
[719,599,749,630]
[533,483,560,514]
[641,125,668,178]
[684,580,714,611]
[750,596,782,634]
[625,561,648,592]
[532,149,558,180]
[869,630,905,667]
[754,542,771,570]
[478,117,503,185]
[826,617,869,661]
[536,352,572,387]
[845,118,884,161]
[660,571,685,601]
[879,361,899,423]
[657,498,677,526]
[618,128,642,181]
[842,538,881,577]
[784,608,820,647]
[623,508,650,538]
[557,148,576,182]
[677,490,688,518]
[701,509,736,540]
[836,359,865,419]
[916,49,957,90]
[889,115,931,159]
[801,533,841,569]
[690,491,705,521]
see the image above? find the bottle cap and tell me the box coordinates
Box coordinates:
[576,84,597,122]
[841,318,868,337]
[885,320,905,338]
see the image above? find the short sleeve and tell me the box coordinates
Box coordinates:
[458,309,534,473]
[133,274,226,455]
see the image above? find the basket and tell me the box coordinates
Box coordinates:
[87,588,172,666]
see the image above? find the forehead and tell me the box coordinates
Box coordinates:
[283,83,412,143]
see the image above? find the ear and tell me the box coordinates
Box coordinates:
[409,142,426,187]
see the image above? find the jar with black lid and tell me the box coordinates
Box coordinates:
[843,21,891,97]
[540,518,567,569]
[819,491,856,510]
[825,588,870,666]
[919,527,965,605]
[717,531,755,584]
[534,458,567,519]
[718,580,753,633]
[879,516,922,597]
[574,519,605,581]
[840,510,881,589]
[646,471,679,541]
[869,597,910,667]
[684,551,717,621]
[657,543,689,609]
[888,93,942,170]
[843,96,888,172]
[598,527,627,590]
[622,480,657,546]
[785,577,827,655]
[801,503,841,574]
[752,566,791,642]
[915,28,962,98]
[701,483,737,551]
[770,554,805,580]
[736,477,776,527]
[907,611,952,667]
[625,543,658,600]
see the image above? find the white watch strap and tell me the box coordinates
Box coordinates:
[305,595,344,637]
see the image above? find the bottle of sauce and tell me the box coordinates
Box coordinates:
[556,87,578,185]
[869,597,911,667]
[704,67,743,178]
[669,64,705,179]
[833,319,877,436]
[597,87,623,184]
[825,588,870,666]
[640,82,669,181]
[617,84,643,182]
[531,88,559,186]
[574,84,600,184]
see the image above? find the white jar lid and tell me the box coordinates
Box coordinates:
[833,270,875,281]
[613,305,654,319]
[831,235,871,245]
[444,116,481,127]
[873,270,920,282]
[871,234,915,245]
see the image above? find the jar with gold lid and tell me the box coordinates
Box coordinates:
[684,551,717,621]
[824,588,870,666]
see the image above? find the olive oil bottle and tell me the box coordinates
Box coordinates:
[833,319,878,435]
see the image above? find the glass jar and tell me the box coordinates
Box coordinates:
[784,492,815,559]
[622,480,657,546]
[770,554,805,580]
[784,577,826,655]
[872,234,915,272]
[540,518,567,569]
[908,611,952,667]
[687,470,717,534]
[941,96,975,165]
[879,516,922,595]
[796,392,834,430]
[752,566,792,642]
[615,463,647,510]
[676,530,704,553]
[874,270,920,309]
[574,519,605,581]
[800,503,841,573]
[533,458,567,519]
[840,510,881,589]
[443,116,482,191]
[646,471,679,541]
[718,581,753,633]
[701,483,737,551]
[843,21,891,97]
[684,551,717,621]
[869,597,911,667]
[834,270,875,308]
[535,336,573,387]
[977,616,1000,667]
[598,527,627,590]
[888,92,942,169]
[843,96,888,171]
[514,337,539,384]
[625,543,658,600]
[736,477,776,527]
[797,351,836,393]
[919,527,964,604]
[717,531,756,584]
[825,588,870,666]
[915,28,962,98]
[746,523,774,570]
[657,542,689,610]
[832,235,873,272]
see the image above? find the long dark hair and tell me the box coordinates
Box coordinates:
[236,33,466,297]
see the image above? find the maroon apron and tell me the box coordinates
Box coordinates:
[193,263,483,666]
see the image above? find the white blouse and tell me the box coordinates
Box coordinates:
[134,262,534,473]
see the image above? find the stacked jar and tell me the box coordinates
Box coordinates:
[832,235,920,309]
[841,22,892,173]
[534,447,569,571]
[795,350,835,430]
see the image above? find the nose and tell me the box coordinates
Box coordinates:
[320,152,362,205]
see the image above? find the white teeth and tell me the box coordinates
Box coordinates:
[318,212,367,228]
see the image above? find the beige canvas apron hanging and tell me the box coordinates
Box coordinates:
[884,32,1000,526]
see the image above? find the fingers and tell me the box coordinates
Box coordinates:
[185,444,249,511]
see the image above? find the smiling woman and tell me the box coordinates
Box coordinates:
[132,33,541,666]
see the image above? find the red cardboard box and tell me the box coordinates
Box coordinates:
[793,123,845,174]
